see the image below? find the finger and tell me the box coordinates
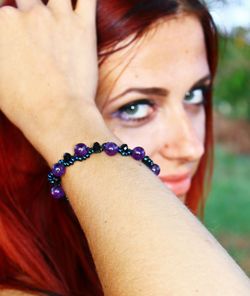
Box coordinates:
[15,0,43,11]
[75,0,97,24]
[47,0,73,15]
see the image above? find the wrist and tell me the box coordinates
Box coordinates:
[36,105,119,167]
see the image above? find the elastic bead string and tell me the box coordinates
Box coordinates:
[48,142,161,199]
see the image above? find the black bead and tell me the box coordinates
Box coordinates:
[142,156,149,162]
[119,144,132,156]
[63,153,72,163]
[93,142,102,153]
[120,144,129,151]
[54,179,61,186]
[142,156,153,168]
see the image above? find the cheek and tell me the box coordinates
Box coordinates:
[191,107,206,144]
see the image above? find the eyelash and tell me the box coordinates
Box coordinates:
[112,86,209,123]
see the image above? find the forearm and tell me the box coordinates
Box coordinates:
[43,108,250,296]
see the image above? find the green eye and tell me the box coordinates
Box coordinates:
[113,99,155,122]
[184,88,205,105]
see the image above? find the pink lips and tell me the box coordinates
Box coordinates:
[159,173,191,196]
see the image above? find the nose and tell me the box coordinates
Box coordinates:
[159,108,205,163]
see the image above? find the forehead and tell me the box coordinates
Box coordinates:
[98,14,209,104]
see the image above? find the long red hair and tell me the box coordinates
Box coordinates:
[0,0,218,295]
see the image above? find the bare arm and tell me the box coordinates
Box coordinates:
[38,107,250,296]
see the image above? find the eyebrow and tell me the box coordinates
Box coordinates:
[109,74,211,102]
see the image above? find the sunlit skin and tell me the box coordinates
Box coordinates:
[96,15,211,202]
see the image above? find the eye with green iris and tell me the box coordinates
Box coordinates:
[113,99,156,122]
[184,87,208,105]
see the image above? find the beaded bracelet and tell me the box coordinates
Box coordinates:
[48,142,160,199]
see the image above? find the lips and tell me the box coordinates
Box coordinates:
[159,173,191,196]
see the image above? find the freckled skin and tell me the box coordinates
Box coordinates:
[96,15,210,202]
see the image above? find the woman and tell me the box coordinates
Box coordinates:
[0,0,249,295]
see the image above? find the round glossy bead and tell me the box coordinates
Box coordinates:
[74,143,89,157]
[151,164,160,175]
[131,147,145,161]
[52,163,66,178]
[51,185,65,199]
[104,142,119,156]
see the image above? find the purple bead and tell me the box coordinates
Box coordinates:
[51,185,65,199]
[52,163,66,177]
[104,142,119,156]
[74,143,89,157]
[131,147,145,161]
[151,164,160,176]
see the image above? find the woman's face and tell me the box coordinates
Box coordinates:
[96,15,210,202]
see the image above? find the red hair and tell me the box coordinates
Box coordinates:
[0,0,218,295]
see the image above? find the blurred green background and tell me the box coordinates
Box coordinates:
[204,1,250,277]
[204,147,250,276]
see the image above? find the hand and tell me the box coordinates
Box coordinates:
[0,0,99,147]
